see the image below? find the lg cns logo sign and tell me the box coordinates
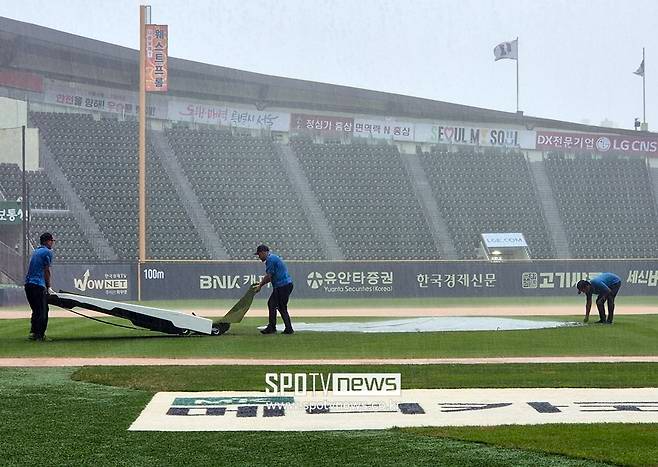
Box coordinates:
[596,136,611,152]
[307,272,323,289]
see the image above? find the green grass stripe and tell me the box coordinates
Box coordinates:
[407,424,657,467]
[0,367,613,466]
[71,363,658,391]
[1,315,657,358]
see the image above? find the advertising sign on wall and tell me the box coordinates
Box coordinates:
[0,70,43,93]
[169,100,289,131]
[0,201,23,225]
[290,113,354,134]
[481,233,528,248]
[43,79,168,119]
[145,24,168,92]
[536,130,658,156]
[136,260,658,300]
[52,263,136,300]
[415,123,536,149]
[352,118,415,141]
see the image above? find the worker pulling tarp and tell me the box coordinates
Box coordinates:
[47,284,259,336]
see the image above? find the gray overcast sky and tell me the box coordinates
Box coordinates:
[1,0,655,129]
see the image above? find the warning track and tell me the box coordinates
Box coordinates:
[1,356,658,367]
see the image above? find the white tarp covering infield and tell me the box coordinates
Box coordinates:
[282,317,581,333]
[130,388,658,431]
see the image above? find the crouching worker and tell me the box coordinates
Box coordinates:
[576,272,622,324]
[254,244,294,335]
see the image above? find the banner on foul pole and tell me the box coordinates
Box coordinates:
[145,24,168,92]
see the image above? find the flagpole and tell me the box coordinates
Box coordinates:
[642,47,646,124]
[516,36,519,113]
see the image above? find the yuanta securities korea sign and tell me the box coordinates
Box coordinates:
[305,270,393,295]
[536,130,658,156]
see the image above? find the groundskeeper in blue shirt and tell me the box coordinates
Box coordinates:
[589,272,622,296]
[254,244,295,334]
[265,252,293,288]
[25,232,56,341]
[25,245,53,288]
[576,272,622,325]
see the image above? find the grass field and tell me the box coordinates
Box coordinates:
[3,297,658,466]
[2,365,657,466]
[1,315,657,359]
[74,363,658,391]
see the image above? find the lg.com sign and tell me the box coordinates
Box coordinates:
[265,372,401,397]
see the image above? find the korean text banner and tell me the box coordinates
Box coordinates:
[352,118,415,141]
[145,24,168,92]
[169,100,290,131]
[138,260,658,300]
[536,131,658,156]
[0,201,23,225]
[0,70,43,93]
[43,79,168,119]
[290,113,354,134]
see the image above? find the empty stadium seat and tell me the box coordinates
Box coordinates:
[419,148,555,259]
[166,127,321,260]
[544,154,658,258]
[291,140,436,260]
[29,112,209,260]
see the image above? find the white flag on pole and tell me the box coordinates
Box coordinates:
[494,39,518,61]
[634,59,645,77]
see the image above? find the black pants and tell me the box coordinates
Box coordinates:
[596,282,621,323]
[268,283,294,330]
[25,284,49,337]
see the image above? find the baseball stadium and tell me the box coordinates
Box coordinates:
[1,4,658,466]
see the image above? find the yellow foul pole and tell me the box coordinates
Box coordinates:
[138,5,148,300]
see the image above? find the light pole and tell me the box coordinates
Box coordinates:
[22,125,27,277]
